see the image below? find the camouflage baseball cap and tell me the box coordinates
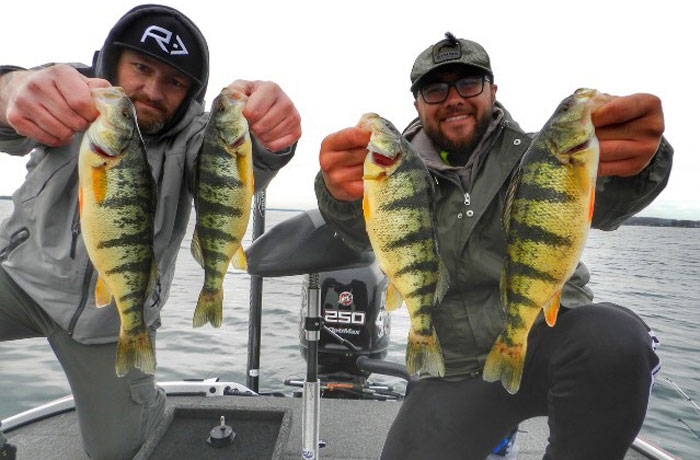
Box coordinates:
[410,32,493,93]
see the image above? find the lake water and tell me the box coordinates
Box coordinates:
[0,200,698,459]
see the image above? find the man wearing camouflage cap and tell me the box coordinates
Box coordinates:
[0,4,300,459]
[316,33,671,459]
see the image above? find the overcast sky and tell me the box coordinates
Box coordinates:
[3,0,699,218]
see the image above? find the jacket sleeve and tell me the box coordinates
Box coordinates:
[592,136,673,230]
[250,135,295,192]
[0,63,92,156]
[314,171,371,252]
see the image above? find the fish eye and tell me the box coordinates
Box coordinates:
[218,103,226,113]
[122,109,130,119]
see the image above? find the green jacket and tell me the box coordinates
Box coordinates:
[315,102,673,378]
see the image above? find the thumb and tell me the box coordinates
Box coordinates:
[227,79,260,97]
[85,77,111,90]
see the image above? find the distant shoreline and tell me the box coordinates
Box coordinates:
[622,216,700,228]
[0,196,696,228]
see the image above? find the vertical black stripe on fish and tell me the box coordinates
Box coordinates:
[107,260,154,276]
[97,231,152,249]
[508,219,572,247]
[396,260,439,276]
[381,192,428,212]
[405,282,438,300]
[514,182,574,204]
[198,168,243,189]
[505,258,558,282]
[202,144,237,161]
[197,197,244,218]
[505,290,541,310]
[384,227,434,251]
[195,226,239,244]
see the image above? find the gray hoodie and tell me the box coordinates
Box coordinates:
[0,5,294,343]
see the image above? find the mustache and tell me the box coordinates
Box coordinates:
[130,94,168,113]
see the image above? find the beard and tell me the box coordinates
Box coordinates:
[422,106,494,165]
[129,93,172,135]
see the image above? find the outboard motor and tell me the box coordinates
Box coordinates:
[300,263,391,376]
[246,209,397,399]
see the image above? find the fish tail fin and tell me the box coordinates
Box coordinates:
[115,326,156,377]
[193,288,223,328]
[190,229,205,268]
[231,244,247,271]
[543,290,562,327]
[482,335,526,394]
[406,327,445,377]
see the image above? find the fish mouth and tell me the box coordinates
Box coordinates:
[564,140,591,155]
[231,135,246,149]
[90,142,122,159]
[371,152,400,167]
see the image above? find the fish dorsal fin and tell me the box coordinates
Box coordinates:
[502,168,522,235]
[385,282,403,312]
[543,289,562,327]
[190,229,205,268]
[95,276,113,308]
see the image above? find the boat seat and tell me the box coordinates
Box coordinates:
[246,209,375,277]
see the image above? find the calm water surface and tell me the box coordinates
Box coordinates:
[0,200,698,459]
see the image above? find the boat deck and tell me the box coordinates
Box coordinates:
[5,393,655,460]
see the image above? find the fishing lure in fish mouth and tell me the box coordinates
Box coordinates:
[78,86,158,377]
[360,112,450,377]
[482,88,612,394]
[190,87,254,329]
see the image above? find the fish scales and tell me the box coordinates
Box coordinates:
[360,113,449,377]
[78,86,158,377]
[483,88,612,394]
[191,88,254,328]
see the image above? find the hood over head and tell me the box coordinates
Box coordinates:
[94,4,209,133]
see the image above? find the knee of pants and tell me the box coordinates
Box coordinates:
[84,385,166,460]
[555,304,659,386]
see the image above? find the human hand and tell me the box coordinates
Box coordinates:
[1,65,110,146]
[226,79,301,152]
[319,127,371,201]
[592,93,664,177]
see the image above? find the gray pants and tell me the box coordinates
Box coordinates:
[0,267,165,460]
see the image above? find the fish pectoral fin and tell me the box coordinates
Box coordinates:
[385,283,403,312]
[543,289,562,327]
[190,229,205,268]
[91,163,108,204]
[231,245,248,271]
[587,184,596,225]
[95,276,113,308]
[362,192,372,222]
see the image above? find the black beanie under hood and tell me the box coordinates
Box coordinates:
[93,4,209,133]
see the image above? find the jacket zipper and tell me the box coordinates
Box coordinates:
[0,227,30,261]
[67,260,94,336]
[70,205,81,259]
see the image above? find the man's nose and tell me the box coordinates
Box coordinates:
[141,77,165,102]
[444,86,464,106]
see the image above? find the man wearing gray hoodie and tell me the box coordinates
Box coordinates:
[0,5,300,459]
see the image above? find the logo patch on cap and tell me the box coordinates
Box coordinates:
[433,41,461,64]
[141,25,189,56]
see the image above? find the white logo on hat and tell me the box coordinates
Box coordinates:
[140,25,189,56]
